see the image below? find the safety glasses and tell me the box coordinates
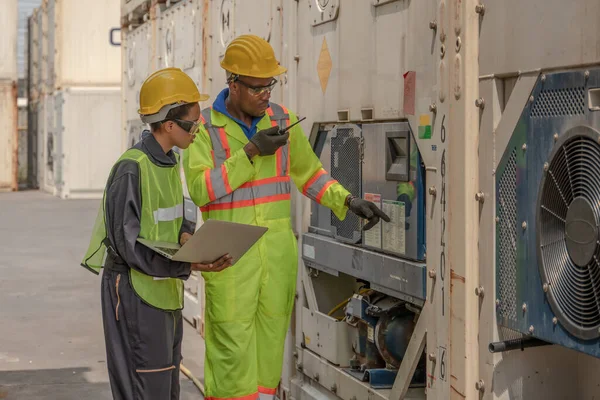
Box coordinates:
[235,78,278,97]
[169,118,200,135]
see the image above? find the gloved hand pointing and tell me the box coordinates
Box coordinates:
[247,126,289,156]
[346,196,391,231]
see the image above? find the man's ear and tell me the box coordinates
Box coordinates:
[163,120,175,133]
[228,81,238,96]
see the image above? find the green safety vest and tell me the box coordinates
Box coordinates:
[80,148,185,311]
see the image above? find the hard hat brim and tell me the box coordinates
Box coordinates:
[221,64,288,79]
[139,94,209,124]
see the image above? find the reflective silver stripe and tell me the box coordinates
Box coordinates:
[280,143,289,176]
[268,103,290,126]
[209,180,291,205]
[201,107,228,167]
[305,173,333,201]
[259,393,275,400]
[153,204,184,224]
[209,165,231,200]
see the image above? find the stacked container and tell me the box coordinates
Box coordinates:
[30,0,122,199]
[0,1,19,191]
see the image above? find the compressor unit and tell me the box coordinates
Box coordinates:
[301,120,428,389]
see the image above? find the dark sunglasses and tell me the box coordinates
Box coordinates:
[167,119,200,134]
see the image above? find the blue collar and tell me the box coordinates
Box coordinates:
[213,88,265,139]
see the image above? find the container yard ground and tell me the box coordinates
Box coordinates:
[0,190,205,399]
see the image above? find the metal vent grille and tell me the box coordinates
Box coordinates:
[538,134,600,339]
[497,149,518,322]
[331,127,361,242]
[531,87,585,118]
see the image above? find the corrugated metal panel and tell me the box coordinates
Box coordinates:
[45,0,121,93]
[0,82,18,191]
[52,88,122,199]
[37,1,48,95]
[27,9,40,101]
[0,1,18,80]
[18,0,43,79]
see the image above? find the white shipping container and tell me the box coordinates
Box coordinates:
[0,82,18,191]
[40,93,55,194]
[39,87,122,199]
[28,10,40,102]
[45,0,121,93]
[36,2,48,96]
[0,1,18,80]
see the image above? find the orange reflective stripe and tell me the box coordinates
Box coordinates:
[218,127,231,158]
[303,169,327,196]
[205,169,216,202]
[258,387,277,395]
[240,176,289,189]
[206,393,259,400]
[266,107,277,126]
[316,180,336,203]
[267,104,290,176]
[221,164,232,193]
[205,193,291,211]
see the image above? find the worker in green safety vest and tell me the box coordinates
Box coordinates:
[80,67,233,400]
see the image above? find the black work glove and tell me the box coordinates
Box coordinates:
[249,126,289,156]
[347,196,391,231]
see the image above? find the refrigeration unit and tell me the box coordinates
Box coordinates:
[300,120,427,389]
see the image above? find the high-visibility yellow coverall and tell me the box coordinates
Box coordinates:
[183,101,351,400]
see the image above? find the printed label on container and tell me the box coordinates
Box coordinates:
[303,244,316,260]
[382,200,406,255]
[363,193,382,248]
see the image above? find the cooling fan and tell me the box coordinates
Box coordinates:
[537,126,600,340]
[495,67,600,358]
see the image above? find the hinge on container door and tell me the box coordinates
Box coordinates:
[359,136,365,163]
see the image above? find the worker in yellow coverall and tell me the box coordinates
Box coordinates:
[183,34,390,400]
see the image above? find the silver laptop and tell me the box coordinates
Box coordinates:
[137,219,268,265]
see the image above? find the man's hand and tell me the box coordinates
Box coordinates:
[246,126,289,157]
[346,196,391,231]
[180,232,192,246]
[191,254,233,272]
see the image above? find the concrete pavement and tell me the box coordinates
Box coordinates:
[0,191,205,399]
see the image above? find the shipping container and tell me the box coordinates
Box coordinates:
[0,82,18,191]
[39,88,122,199]
[17,99,28,186]
[0,0,18,81]
[28,10,40,102]
[44,0,121,93]
[36,1,48,96]
[27,99,39,189]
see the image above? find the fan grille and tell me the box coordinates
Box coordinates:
[539,135,600,338]
[330,127,361,242]
[497,149,518,323]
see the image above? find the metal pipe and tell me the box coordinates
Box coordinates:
[488,337,550,353]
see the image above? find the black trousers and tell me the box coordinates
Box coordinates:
[101,268,184,400]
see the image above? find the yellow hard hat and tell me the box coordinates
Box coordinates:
[138,67,209,123]
[220,34,287,78]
